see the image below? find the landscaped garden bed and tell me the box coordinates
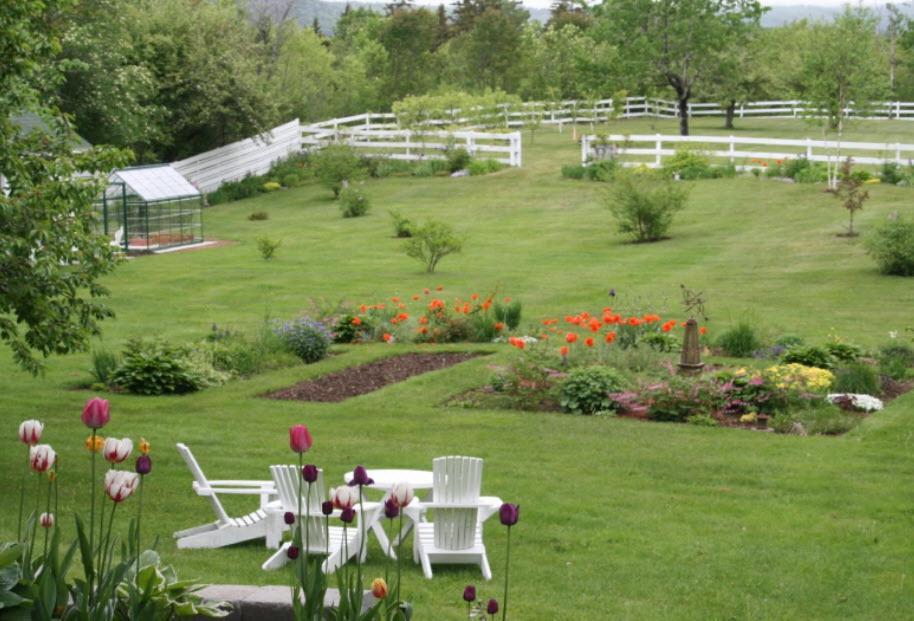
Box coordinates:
[265,352,484,402]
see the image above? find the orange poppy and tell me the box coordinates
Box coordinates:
[627,317,641,326]
[588,319,601,332]
[351,317,362,326]
[412,295,420,301]
[605,331,616,343]
[700,326,708,335]
[419,316,429,325]
[418,327,428,334]
[397,313,409,321]
[391,297,400,303]
[423,288,430,294]
[565,333,578,343]
[471,293,479,301]
[382,333,393,342]
[560,346,569,357]
[494,322,505,331]
[463,303,471,314]
[360,304,368,313]
[584,337,594,347]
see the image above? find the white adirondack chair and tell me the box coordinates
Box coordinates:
[261,465,380,573]
[410,456,502,580]
[173,443,276,549]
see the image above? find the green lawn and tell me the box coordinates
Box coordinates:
[3,117,914,619]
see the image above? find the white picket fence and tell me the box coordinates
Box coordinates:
[581,133,914,169]
[172,119,302,193]
[302,114,522,166]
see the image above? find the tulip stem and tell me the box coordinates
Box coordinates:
[89,429,97,600]
[357,487,364,593]
[136,475,144,584]
[100,502,117,581]
[42,476,52,559]
[17,449,28,542]
[501,526,511,621]
[28,474,41,569]
[296,454,303,589]
[304,482,311,591]
[396,511,403,605]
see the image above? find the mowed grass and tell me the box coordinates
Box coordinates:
[3,117,914,619]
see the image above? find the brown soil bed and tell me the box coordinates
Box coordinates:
[266,352,482,402]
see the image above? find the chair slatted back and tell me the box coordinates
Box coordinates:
[270,465,328,547]
[431,456,483,550]
[176,443,230,524]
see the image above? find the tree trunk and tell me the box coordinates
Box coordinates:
[677,96,689,136]
[724,100,736,130]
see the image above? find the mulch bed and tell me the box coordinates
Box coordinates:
[265,352,481,402]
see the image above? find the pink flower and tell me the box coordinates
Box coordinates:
[18,420,43,445]
[104,470,139,503]
[331,485,358,510]
[390,482,414,508]
[289,425,313,453]
[81,397,110,429]
[103,437,133,464]
[29,444,56,473]
[40,512,55,528]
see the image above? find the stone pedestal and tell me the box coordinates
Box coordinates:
[678,318,704,376]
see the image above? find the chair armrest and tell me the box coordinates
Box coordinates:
[192,481,275,496]
[205,480,276,488]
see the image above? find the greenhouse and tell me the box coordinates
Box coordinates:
[99,165,203,252]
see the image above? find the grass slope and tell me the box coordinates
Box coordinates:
[2,117,914,619]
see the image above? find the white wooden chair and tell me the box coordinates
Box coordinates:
[409,456,502,580]
[261,465,381,573]
[173,443,276,549]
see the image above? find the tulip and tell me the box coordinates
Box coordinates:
[81,397,110,429]
[138,437,151,455]
[104,470,139,503]
[18,420,43,445]
[135,455,152,475]
[287,545,300,560]
[40,512,55,529]
[390,481,414,508]
[284,511,296,525]
[349,465,374,487]
[302,464,319,483]
[29,445,56,473]
[384,497,399,520]
[487,598,499,615]
[371,578,388,599]
[463,585,476,602]
[85,434,105,453]
[289,425,313,453]
[340,507,355,524]
[499,503,520,527]
[103,437,133,464]
[331,485,358,510]
[321,500,333,516]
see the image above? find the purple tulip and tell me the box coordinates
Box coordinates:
[135,455,152,475]
[348,465,374,487]
[384,497,399,519]
[486,598,499,615]
[321,501,333,516]
[302,464,319,483]
[499,503,519,527]
[287,545,300,559]
[463,585,476,602]
[284,511,295,525]
[340,507,355,523]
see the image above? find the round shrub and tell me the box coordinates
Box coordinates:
[782,345,834,370]
[333,315,368,344]
[559,366,626,415]
[262,181,281,192]
[865,215,914,276]
[446,147,472,172]
[824,340,862,363]
[717,322,761,358]
[111,338,207,395]
[832,362,881,396]
[275,318,331,363]
[281,173,301,188]
[339,188,370,218]
[878,343,914,379]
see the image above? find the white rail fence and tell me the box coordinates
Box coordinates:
[302,114,522,166]
[581,133,914,169]
[172,119,302,193]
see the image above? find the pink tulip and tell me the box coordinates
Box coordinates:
[18,420,43,445]
[289,425,313,453]
[103,437,133,464]
[29,445,56,473]
[81,397,110,429]
[390,482,414,508]
[331,485,358,510]
[104,470,139,503]
[40,512,55,528]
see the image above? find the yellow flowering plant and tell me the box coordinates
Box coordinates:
[764,363,834,393]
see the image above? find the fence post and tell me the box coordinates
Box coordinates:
[406,130,411,160]
[729,136,735,164]
[739,103,744,119]
[515,132,522,167]
[806,138,813,161]
[655,134,662,167]
[896,143,902,164]
[581,135,588,165]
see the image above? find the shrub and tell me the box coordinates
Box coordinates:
[716,323,761,358]
[662,148,711,179]
[275,318,331,363]
[561,164,586,179]
[881,162,905,185]
[642,377,722,422]
[782,345,834,370]
[281,173,302,188]
[775,335,805,349]
[585,159,617,182]
[879,343,914,379]
[865,215,914,276]
[111,338,208,395]
[832,362,881,395]
[200,324,295,377]
[389,210,414,238]
[90,349,119,386]
[257,237,281,260]
[794,164,828,184]
[333,314,368,344]
[312,145,365,198]
[764,363,834,392]
[824,338,862,363]
[642,331,678,353]
[560,366,627,415]
[608,173,689,242]
[687,414,719,427]
[262,181,281,192]
[339,187,370,218]
[446,147,472,172]
[403,220,463,273]
[467,159,505,176]
[493,299,522,330]
[833,158,870,236]
[248,211,269,221]
[206,174,264,205]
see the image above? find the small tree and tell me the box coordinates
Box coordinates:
[832,157,869,237]
[403,220,463,273]
[608,173,690,243]
[312,144,364,198]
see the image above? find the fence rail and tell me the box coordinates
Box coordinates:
[580,133,914,169]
